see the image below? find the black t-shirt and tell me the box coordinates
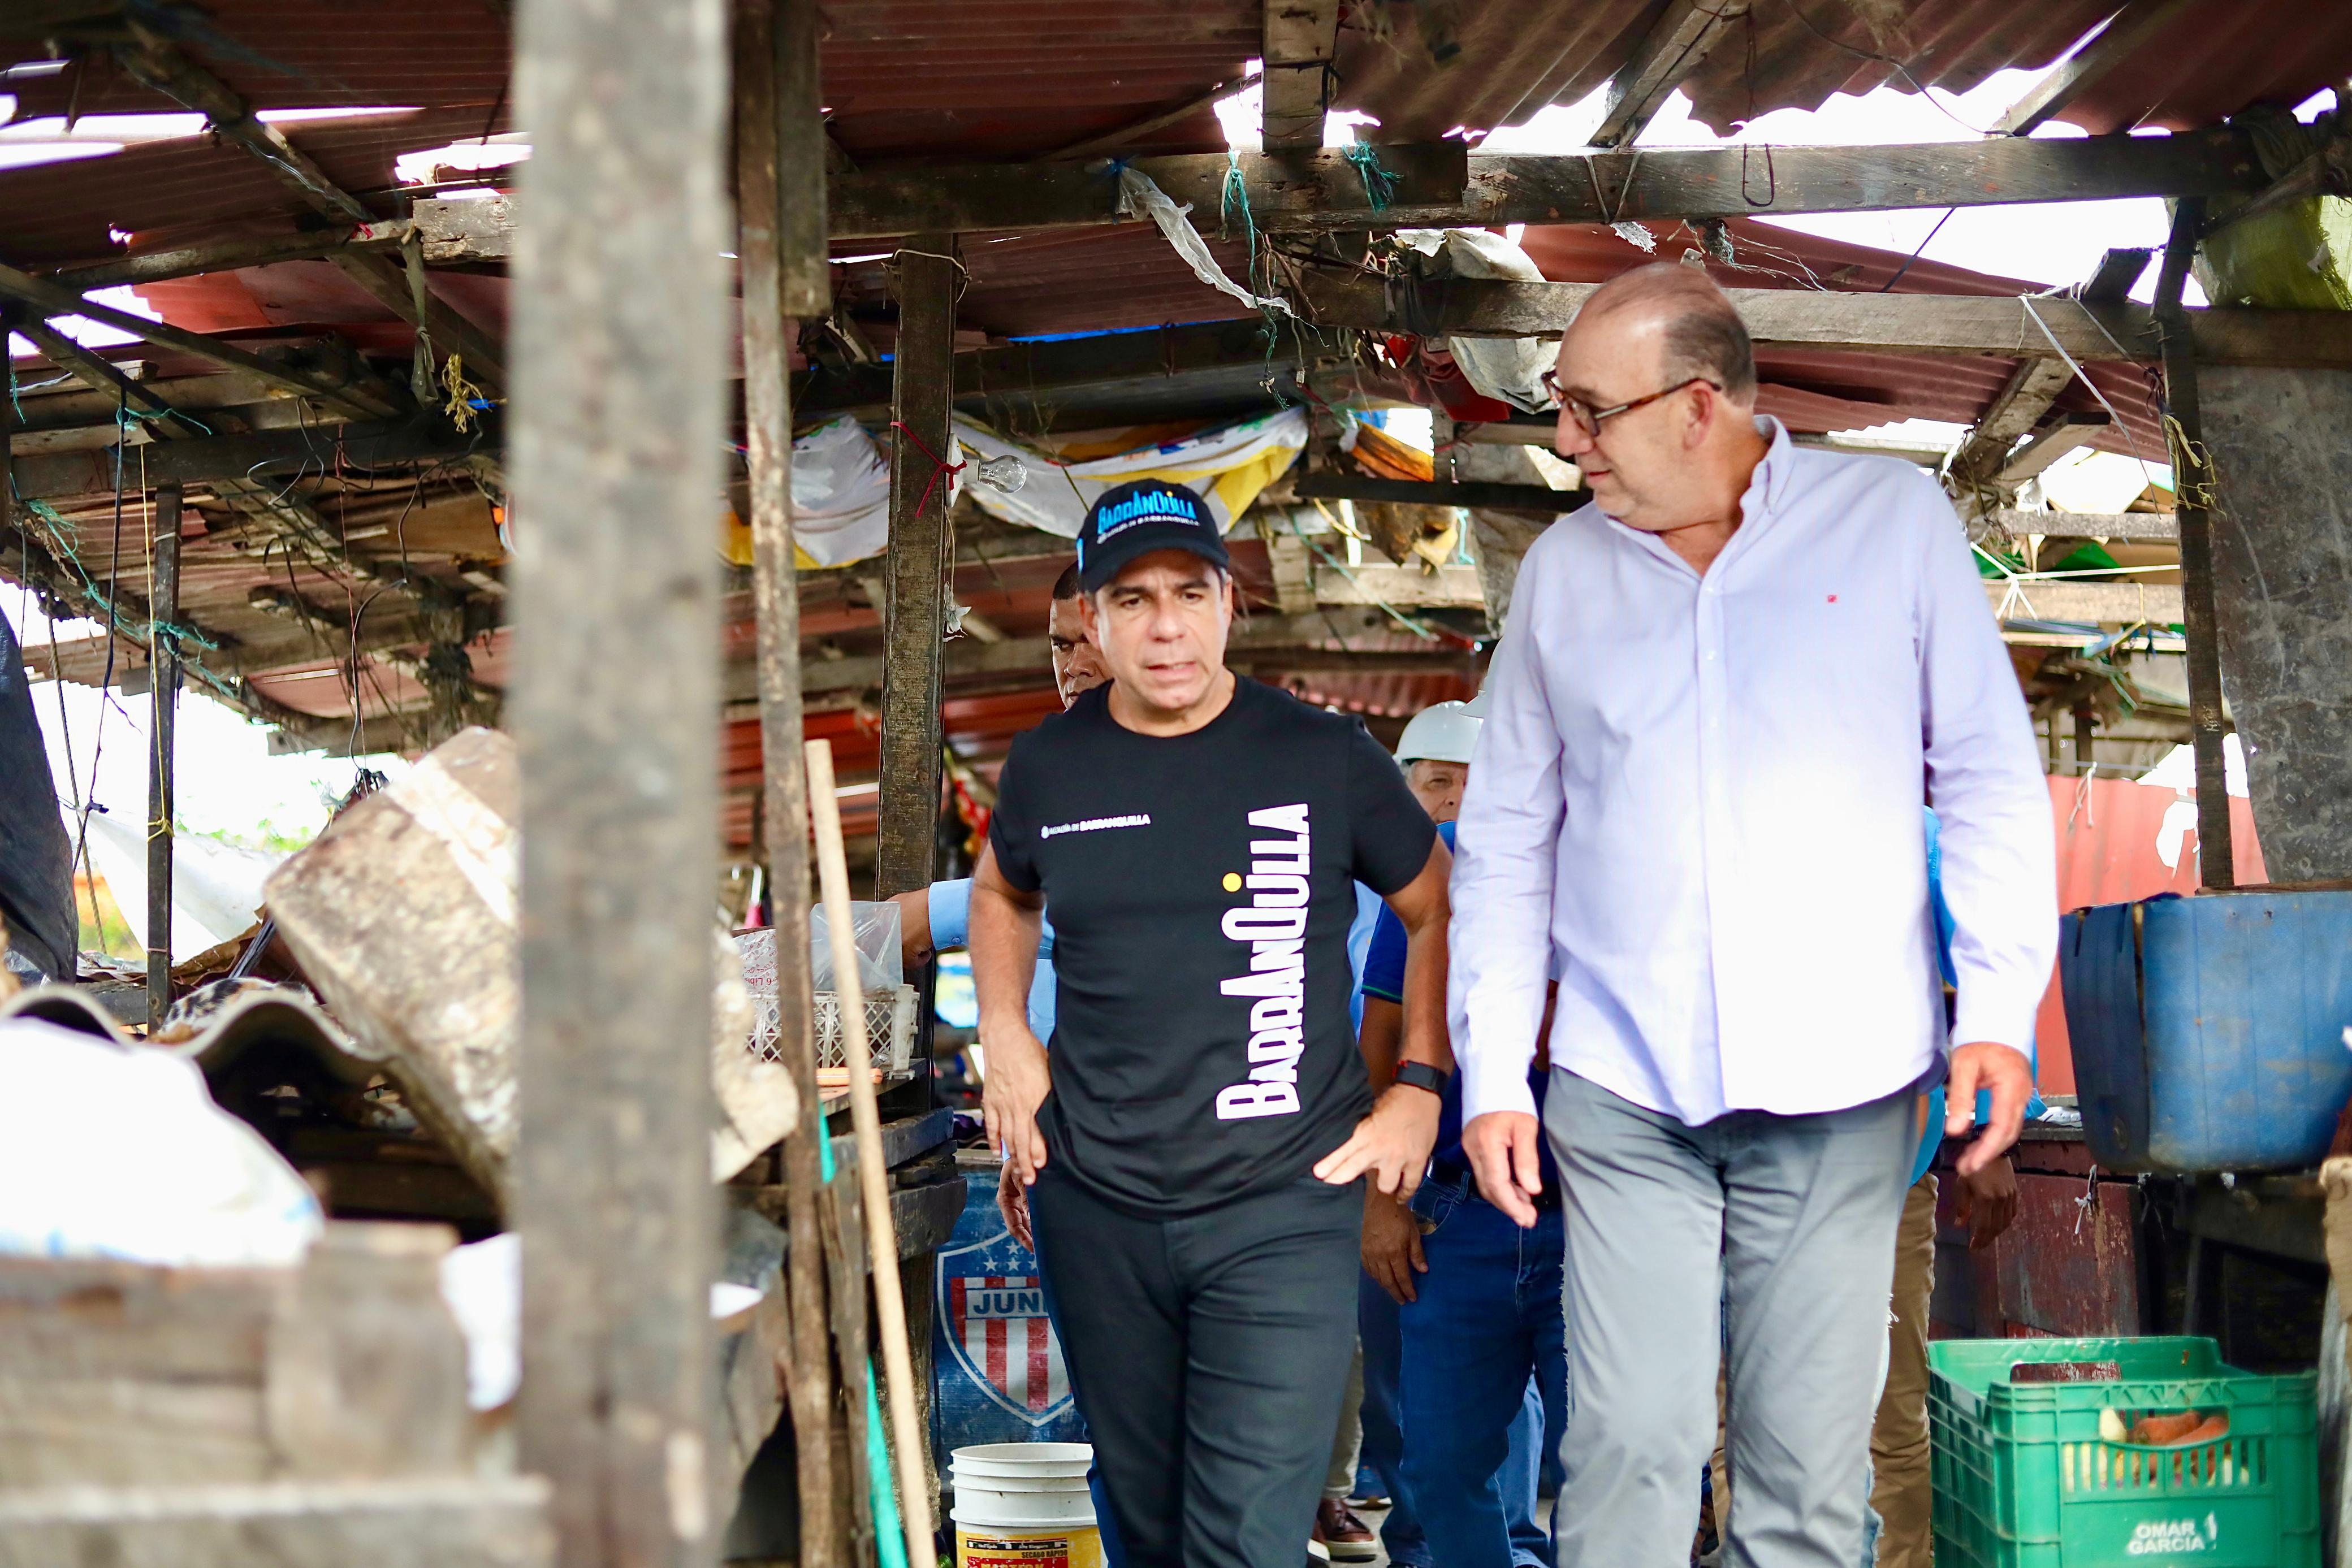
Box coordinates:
[989,677,1437,1218]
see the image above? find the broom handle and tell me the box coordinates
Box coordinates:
[804,739,935,1566]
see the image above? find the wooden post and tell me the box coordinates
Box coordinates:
[735,0,841,1562]
[146,483,182,1030]
[2072,700,2095,776]
[509,0,727,1557]
[2155,198,2236,890]
[875,236,958,899]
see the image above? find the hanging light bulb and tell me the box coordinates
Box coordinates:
[973,453,1027,495]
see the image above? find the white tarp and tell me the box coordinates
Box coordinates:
[955,408,1309,540]
[69,805,284,963]
[1395,228,1557,415]
[771,408,1308,564]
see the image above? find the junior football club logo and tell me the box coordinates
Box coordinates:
[938,1236,1073,1425]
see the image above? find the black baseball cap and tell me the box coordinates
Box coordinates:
[1074,478,1230,593]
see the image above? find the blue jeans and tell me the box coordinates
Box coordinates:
[1359,1271,1430,1566]
[1400,1173,1567,1568]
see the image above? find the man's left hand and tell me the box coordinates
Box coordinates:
[1955,1154,2018,1251]
[1314,1084,1442,1198]
[1945,1040,2033,1175]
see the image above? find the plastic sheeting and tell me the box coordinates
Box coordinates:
[0,1016,323,1266]
[71,804,283,965]
[1395,228,1557,415]
[956,408,1308,540]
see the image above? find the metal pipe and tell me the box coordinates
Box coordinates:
[147,483,181,1030]
[2155,199,2236,890]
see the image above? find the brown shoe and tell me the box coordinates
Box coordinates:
[1313,1498,1378,1563]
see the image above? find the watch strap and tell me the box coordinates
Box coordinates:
[1394,1060,1450,1097]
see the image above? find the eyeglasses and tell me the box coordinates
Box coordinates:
[1540,371,1722,439]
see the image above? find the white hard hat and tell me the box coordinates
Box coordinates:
[1395,691,1486,765]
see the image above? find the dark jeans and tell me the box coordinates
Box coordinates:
[1031,1167,1363,1568]
[1400,1172,1568,1568]
[1359,1270,1430,1566]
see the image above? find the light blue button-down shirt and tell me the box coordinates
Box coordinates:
[1452,418,2056,1127]
[929,878,1058,1042]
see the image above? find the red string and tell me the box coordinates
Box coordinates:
[889,420,966,520]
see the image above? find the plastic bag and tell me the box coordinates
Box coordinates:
[811,900,903,995]
[0,1017,323,1267]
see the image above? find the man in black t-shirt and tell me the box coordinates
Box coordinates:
[971,479,1454,1568]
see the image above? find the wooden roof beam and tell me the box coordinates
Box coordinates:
[113,32,509,397]
[1297,272,2352,369]
[0,261,403,418]
[1947,359,2078,488]
[1590,0,1748,150]
[1994,0,2203,137]
[1263,0,1342,150]
[412,128,2264,247]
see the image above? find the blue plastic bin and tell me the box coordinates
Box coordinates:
[2060,890,2352,1174]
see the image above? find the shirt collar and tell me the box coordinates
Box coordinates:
[1740,415,1794,526]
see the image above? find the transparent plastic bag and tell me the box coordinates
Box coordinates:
[811,900,902,995]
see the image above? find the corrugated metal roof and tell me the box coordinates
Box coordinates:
[1515,216,2165,456]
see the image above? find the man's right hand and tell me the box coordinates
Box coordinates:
[1362,1188,1427,1304]
[1462,1110,1544,1229]
[997,1155,1035,1251]
[980,1024,1053,1187]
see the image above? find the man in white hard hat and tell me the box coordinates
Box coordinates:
[1358,692,1566,1568]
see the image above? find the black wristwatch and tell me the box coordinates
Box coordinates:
[1394,1060,1450,1098]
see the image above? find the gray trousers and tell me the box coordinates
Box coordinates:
[1544,1070,1912,1568]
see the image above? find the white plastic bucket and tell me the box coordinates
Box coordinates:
[950,1443,1102,1568]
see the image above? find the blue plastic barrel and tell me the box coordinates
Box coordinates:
[2061,890,2352,1173]
[932,1154,1087,1478]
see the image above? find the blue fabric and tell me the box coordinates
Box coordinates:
[1348,880,1383,1035]
[928,877,1058,1042]
[1398,1174,1567,1568]
[1359,1272,1431,1566]
[1909,811,2048,1185]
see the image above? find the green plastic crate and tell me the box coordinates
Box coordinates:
[1928,1337,2319,1568]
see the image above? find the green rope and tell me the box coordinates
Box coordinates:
[19,496,222,653]
[1342,142,1396,210]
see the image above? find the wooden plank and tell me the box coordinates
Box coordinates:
[2154,200,2233,888]
[1993,415,2108,484]
[1299,271,2352,369]
[1315,563,1485,610]
[1263,0,1342,149]
[1591,0,1748,149]
[414,131,2265,247]
[509,0,727,1561]
[414,194,519,264]
[1994,0,2206,137]
[735,3,840,1561]
[0,262,400,419]
[1294,473,1588,511]
[1458,126,2259,228]
[1948,359,2076,487]
[874,239,958,898]
[46,223,412,292]
[1984,578,2182,623]
[327,252,509,397]
[1044,71,1261,161]
[1991,508,2178,540]
[7,415,490,499]
[147,484,179,1030]
[830,144,1472,239]
[0,1476,552,1568]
